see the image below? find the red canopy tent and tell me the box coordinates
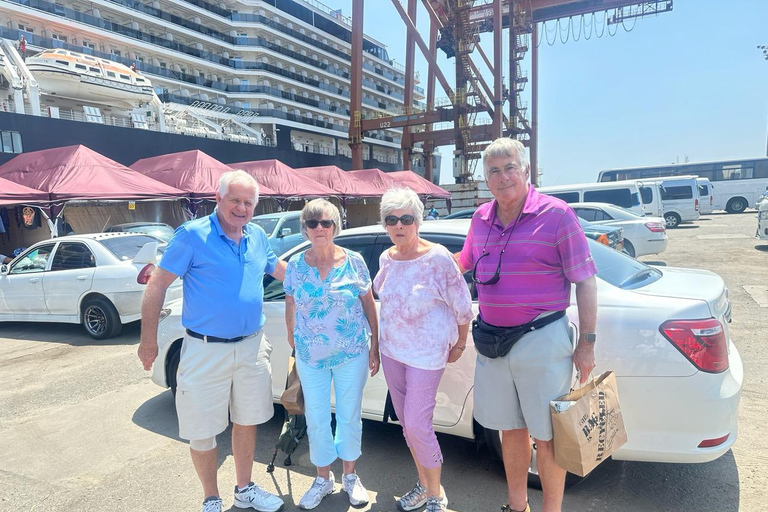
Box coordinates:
[388,171,451,199]
[346,169,397,195]
[0,177,48,206]
[131,150,278,198]
[0,145,185,202]
[295,165,379,198]
[232,159,336,198]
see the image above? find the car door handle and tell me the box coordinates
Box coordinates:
[77,275,88,280]
[29,278,40,283]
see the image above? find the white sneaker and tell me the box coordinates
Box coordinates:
[342,473,370,507]
[425,496,448,512]
[298,472,335,510]
[202,496,222,512]
[397,482,428,511]
[233,482,284,512]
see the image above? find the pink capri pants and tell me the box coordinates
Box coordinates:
[381,354,445,469]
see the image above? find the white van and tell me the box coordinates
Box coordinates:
[537,180,645,216]
[644,176,701,228]
[697,178,715,215]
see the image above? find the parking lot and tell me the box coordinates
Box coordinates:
[0,211,765,512]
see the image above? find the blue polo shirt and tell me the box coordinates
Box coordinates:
[159,209,278,338]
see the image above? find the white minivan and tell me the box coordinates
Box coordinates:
[636,180,664,218]
[644,176,701,228]
[537,180,645,216]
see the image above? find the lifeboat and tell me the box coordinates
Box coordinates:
[26,49,156,107]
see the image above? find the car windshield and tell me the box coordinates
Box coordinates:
[251,217,279,236]
[609,205,644,218]
[588,239,661,289]
[122,224,175,243]
[99,235,162,261]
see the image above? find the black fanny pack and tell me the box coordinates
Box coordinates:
[472,311,567,359]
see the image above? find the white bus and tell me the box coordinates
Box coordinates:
[598,157,768,213]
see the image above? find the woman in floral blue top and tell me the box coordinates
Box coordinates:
[284,198,379,510]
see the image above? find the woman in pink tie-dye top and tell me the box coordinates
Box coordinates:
[373,188,473,512]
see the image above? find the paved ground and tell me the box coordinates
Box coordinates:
[0,211,765,512]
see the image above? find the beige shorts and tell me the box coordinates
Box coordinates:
[176,330,274,441]
[473,316,575,441]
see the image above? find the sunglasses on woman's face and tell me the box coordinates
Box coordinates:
[384,214,416,226]
[305,219,335,229]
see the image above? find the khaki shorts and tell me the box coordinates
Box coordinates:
[176,330,274,441]
[473,316,575,441]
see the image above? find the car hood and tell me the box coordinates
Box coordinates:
[633,266,731,323]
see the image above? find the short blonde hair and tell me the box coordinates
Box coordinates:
[380,188,424,229]
[482,138,529,181]
[300,198,342,238]
[218,170,259,203]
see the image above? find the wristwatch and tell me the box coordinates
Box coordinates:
[579,332,596,343]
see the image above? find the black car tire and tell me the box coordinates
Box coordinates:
[664,212,681,228]
[167,345,181,397]
[81,297,122,339]
[483,428,584,489]
[623,240,636,258]
[726,197,747,214]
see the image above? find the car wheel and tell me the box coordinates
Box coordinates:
[664,212,681,228]
[82,297,122,339]
[167,345,181,397]
[623,240,636,258]
[483,428,584,489]
[726,197,747,214]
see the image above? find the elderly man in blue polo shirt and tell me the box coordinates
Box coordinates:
[138,170,287,512]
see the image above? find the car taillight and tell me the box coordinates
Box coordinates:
[660,318,729,373]
[137,263,156,284]
[596,234,609,246]
[645,222,665,233]
[695,198,699,211]
[710,196,713,206]
[698,434,729,448]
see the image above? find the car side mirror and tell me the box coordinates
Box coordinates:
[280,227,292,237]
[1,264,8,274]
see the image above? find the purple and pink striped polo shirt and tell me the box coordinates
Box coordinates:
[459,186,597,327]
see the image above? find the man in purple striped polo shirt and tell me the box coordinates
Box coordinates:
[458,138,597,512]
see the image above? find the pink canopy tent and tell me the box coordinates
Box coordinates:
[295,165,379,198]
[346,169,397,195]
[0,177,48,206]
[232,159,336,198]
[131,150,277,198]
[0,145,185,206]
[388,171,451,199]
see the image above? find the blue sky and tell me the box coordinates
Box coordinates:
[334,0,768,185]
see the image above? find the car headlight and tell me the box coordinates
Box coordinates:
[759,210,768,220]
[158,308,172,322]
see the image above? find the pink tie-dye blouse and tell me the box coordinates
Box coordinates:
[374,243,475,370]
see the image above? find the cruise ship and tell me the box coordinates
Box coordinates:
[0,0,439,176]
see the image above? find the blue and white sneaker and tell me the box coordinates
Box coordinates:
[202,496,222,512]
[234,482,284,512]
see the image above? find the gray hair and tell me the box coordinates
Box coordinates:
[380,188,424,229]
[482,138,530,181]
[218,170,259,203]
[300,198,342,238]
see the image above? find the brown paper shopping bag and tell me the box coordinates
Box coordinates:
[550,370,627,477]
[280,356,305,415]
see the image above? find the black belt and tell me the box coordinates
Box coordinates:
[186,329,251,343]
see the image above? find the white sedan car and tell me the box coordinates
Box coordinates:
[570,202,668,258]
[150,220,741,483]
[0,233,181,339]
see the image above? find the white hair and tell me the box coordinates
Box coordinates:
[482,138,530,181]
[218,170,259,203]
[380,188,424,229]
[300,198,342,238]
